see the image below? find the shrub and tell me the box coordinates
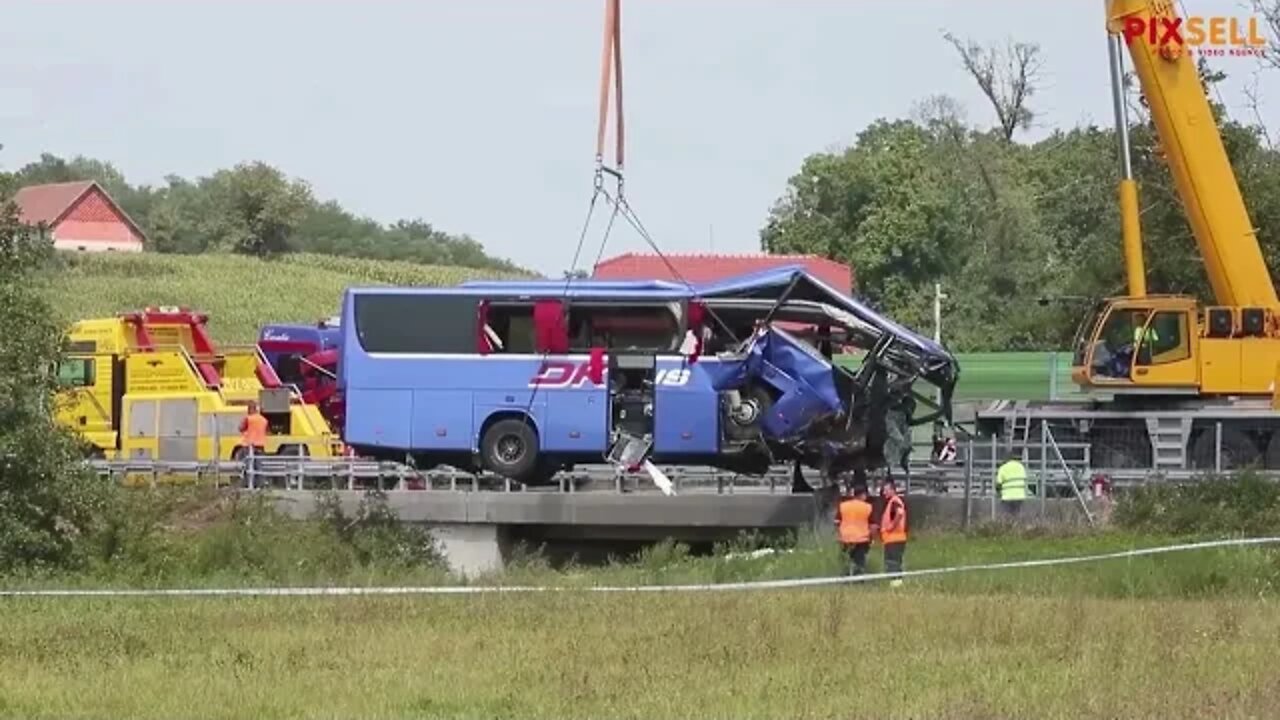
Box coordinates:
[311,489,445,570]
[0,175,114,573]
[1112,471,1280,536]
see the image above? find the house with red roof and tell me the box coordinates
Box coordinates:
[13,180,146,253]
[592,252,854,294]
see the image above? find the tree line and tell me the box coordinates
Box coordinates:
[761,36,1280,352]
[11,153,524,272]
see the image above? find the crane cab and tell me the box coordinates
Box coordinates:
[1071,295,1280,398]
[1071,295,1199,395]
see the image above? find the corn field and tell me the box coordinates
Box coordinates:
[41,252,530,342]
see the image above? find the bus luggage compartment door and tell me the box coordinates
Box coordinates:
[653,362,718,456]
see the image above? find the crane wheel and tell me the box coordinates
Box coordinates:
[1261,432,1280,471]
[1189,426,1261,472]
[1089,434,1149,469]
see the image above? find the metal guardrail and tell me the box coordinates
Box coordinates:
[86,458,811,495]
[86,430,1246,498]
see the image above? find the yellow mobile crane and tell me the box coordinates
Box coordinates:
[978,0,1280,472]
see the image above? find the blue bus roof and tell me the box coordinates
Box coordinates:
[344,282,693,301]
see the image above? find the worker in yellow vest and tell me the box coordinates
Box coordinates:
[996,452,1029,517]
[834,485,874,575]
[879,477,907,586]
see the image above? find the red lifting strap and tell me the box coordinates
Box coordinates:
[595,0,624,171]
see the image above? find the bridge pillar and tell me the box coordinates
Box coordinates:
[428,523,508,578]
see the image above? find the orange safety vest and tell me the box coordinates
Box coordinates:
[837,498,872,544]
[240,413,268,447]
[880,495,907,544]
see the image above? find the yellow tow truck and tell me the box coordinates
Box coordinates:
[55,306,342,463]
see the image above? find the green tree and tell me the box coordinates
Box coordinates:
[7,151,526,271]
[0,170,111,571]
[205,162,313,258]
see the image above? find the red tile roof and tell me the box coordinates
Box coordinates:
[14,180,96,225]
[13,180,147,242]
[593,253,854,295]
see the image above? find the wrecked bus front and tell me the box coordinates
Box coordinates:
[695,266,960,478]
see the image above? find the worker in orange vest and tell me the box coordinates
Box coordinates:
[879,477,908,586]
[239,401,268,458]
[834,484,874,575]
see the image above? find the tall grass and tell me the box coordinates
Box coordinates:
[40,251,529,342]
[1,482,1279,717]
[0,586,1277,719]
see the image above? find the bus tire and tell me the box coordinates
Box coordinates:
[481,419,540,482]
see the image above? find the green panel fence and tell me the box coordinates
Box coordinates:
[837,351,1082,402]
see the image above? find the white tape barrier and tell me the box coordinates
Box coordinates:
[2,536,1278,598]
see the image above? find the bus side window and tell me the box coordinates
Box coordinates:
[486,304,536,354]
[571,305,679,352]
[57,358,95,388]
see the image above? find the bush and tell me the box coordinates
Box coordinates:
[311,489,445,570]
[1112,471,1280,536]
[0,175,114,573]
[79,486,447,585]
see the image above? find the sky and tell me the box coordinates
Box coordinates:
[2,0,1277,276]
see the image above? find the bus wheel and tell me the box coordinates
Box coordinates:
[481,419,539,483]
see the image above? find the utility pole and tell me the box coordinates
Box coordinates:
[934,283,947,407]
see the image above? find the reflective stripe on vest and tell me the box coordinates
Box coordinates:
[880,495,907,544]
[241,414,268,447]
[1133,326,1159,345]
[837,499,872,544]
[997,460,1028,501]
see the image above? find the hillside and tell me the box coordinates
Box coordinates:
[42,252,531,342]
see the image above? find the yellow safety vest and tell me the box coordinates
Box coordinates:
[996,459,1028,501]
[1133,325,1159,346]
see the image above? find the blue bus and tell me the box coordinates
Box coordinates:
[338,266,959,485]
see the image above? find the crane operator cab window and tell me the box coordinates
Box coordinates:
[1091,307,1188,379]
[1132,311,1188,367]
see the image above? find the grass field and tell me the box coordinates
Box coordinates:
[2,530,1278,719]
[41,251,526,343]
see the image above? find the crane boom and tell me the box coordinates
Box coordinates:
[1107,0,1277,308]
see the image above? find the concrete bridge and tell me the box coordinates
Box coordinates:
[88,458,1099,576]
[272,488,1094,576]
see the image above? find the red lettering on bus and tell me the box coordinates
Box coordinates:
[528,361,605,388]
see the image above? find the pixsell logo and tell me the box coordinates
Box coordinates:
[1121,15,1267,57]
